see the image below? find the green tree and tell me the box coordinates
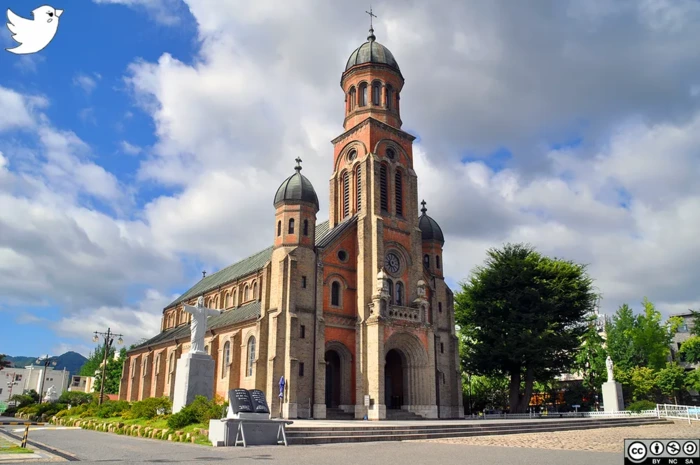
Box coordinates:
[455,243,597,413]
[465,374,510,413]
[94,348,127,394]
[656,362,686,404]
[680,337,700,364]
[629,366,657,402]
[690,311,700,337]
[79,344,115,376]
[0,354,12,371]
[574,313,607,393]
[634,298,677,369]
[605,304,641,370]
[684,370,700,392]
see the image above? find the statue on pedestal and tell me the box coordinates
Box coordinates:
[606,356,614,383]
[182,296,222,354]
[44,385,58,402]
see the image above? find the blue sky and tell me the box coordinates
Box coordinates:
[1,0,700,361]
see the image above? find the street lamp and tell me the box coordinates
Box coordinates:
[35,355,58,403]
[6,372,19,403]
[92,328,124,405]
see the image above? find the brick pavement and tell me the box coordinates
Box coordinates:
[416,421,700,453]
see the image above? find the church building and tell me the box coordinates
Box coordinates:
[119,25,463,420]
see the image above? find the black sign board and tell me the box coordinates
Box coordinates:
[229,389,254,414]
[249,389,270,414]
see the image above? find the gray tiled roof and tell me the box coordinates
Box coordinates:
[316,215,357,248]
[131,301,262,352]
[166,220,333,309]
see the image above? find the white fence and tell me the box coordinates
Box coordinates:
[474,410,658,420]
[657,404,700,424]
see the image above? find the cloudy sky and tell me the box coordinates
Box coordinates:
[1,0,699,358]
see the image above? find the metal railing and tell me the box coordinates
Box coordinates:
[474,410,659,420]
[657,404,700,424]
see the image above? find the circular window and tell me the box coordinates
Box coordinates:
[347,149,357,162]
[337,250,348,262]
[386,148,395,160]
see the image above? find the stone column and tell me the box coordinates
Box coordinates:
[365,316,385,420]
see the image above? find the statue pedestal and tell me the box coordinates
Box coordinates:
[172,352,215,414]
[602,381,624,412]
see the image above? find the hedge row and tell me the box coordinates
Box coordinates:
[50,417,209,443]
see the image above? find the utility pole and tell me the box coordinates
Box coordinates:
[93,328,124,405]
[35,356,57,403]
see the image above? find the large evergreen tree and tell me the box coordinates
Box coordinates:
[455,243,597,413]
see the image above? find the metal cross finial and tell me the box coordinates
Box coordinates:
[421,199,427,214]
[295,157,303,171]
[366,6,377,28]
[202,271,207,279]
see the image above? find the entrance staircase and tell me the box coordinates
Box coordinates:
[326,408,355,420]
[286,416,671,445]
[386,409,425,421]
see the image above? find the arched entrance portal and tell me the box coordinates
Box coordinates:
[325,350,341,408]
[385,349,404,409]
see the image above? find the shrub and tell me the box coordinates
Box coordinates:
[167,408,198,429]
[58,391,93,406]
[95,401,130,419]
[166,396,224,429]
[628,400,657,412]
[128,397,171,419]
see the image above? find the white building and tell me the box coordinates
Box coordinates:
[68,375,96,393]
[0,366,71,403]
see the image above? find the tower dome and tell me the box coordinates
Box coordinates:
[418,200,445,244]
[274,158,319,210]
[345,28,401,75]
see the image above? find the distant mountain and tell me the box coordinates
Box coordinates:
[5,352,87,377]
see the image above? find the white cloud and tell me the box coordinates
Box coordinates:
[73,73,101,95]
[120,141,142,155]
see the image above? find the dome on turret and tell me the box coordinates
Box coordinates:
[274,158,319,210]
[418,200,445,244]
[345,28,401,75]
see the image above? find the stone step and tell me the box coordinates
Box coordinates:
[286,418,671,445]
[288,416,664,433]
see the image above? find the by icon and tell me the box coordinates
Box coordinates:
[649,441,664,455]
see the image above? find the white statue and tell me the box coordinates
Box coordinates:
[416,280,426,299]
[44,385,58,402]
[606,356,614,382]
[182,296,222,354]
[377,269,390,298]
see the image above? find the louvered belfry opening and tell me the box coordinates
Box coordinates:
[395,170,403,216]
[380,164,388,212]
[356,165,362,211]
[343,171,350,218]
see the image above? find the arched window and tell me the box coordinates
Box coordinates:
[214,296,219,309]
[253,281,258,299]
[356,165,362,211]
[372,82,381,105]
[225,293,231,308]
[168,353,175,384]
[244,285,249,302]
[395,282,404,306]
[359,83,367,106]
[331,281,341,306]
[349,87,356,111]
[288,218,295,234]
[342,171,350,218]
[233,290,237,307]
[303,219,308,236]
[395,170,403,216]
[155,355,161,375]
[247,337,256,377]
[436,255,441,269]
[222,341,231,378]
[423,254,430,269]
[387,280,394,304]
[277,220,281,237]
[142,357,148,378]
[386,85,393,109]
[380,164,388,212]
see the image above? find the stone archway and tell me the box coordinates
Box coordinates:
[324,341,353,412]
[383,332,434,417]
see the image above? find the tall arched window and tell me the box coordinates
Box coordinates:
[331,281,341,306]
[380,164,388,212]
[168,353,175,384]
[359,83,367,106]
[225,293,231,308]
[233,290,237,307]
[247,337,256,377]
[355,165,362,211]
[395,282,404,306]
[288,218,295,234]
[303,219,308,236]
[244,285,249,302]
[436,255,441,269]
[386,85,393,109]
[155,355,161,375]
[342,171,350,218]
[277,220,281,236]
[424,254,430,269]
[395,170,403,216]
[222,341,231,378]
[387,280,394,304]
[253,281,258,299]
[372,82,381,105]
[349,87,356,111]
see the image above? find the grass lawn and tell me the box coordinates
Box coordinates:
[0,447,34,454]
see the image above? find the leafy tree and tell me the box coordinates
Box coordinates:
[605,304,639,370]
[629,366,657,402]
[79,344,114,376]
[574,313,607,393]
[680,337,700,364]
[58,391,93,406]
[0,354,12,371]
[456,243,597,413]
[656,363,686,404]
[94,348,127,394]
[465,374,510,412]
[685,370,700,392]
[690,310,700,337]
